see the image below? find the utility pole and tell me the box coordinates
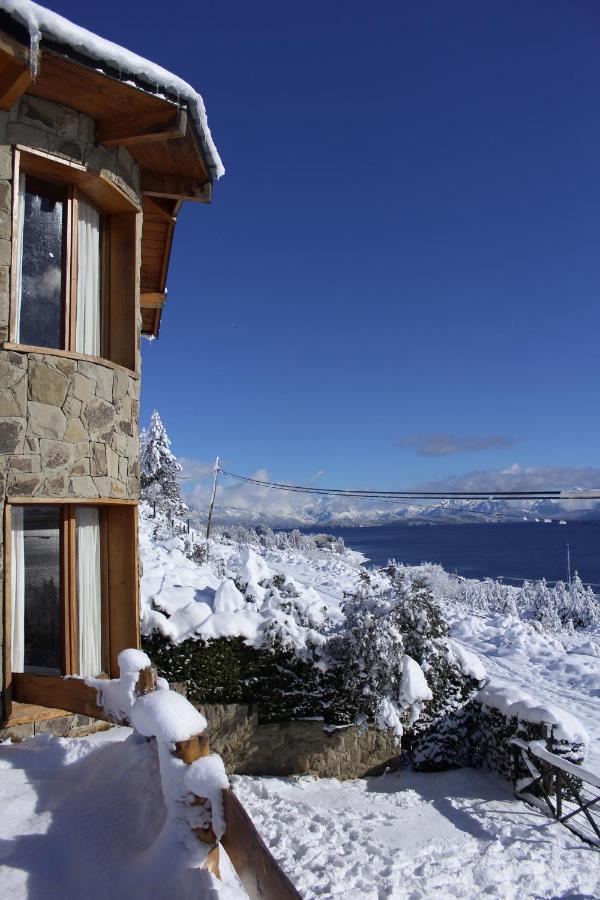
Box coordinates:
[205,456,220,556]
[566,541,572,586]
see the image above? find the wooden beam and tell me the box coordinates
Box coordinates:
[222,790,303,900]
[96,109,187,149]
[143,196,177,224]
[0,60,32,111]
[12,674,109,721]
[141,292,166,309]
[141,173,212,203]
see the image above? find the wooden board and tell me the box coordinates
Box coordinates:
[107,505,140,676]
[222,789,303,900]
[12,673,108,721]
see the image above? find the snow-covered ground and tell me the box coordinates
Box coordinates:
[0,726,243,900]
[233,768,600,899]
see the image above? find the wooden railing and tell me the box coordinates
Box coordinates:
[90,663,302,898]
[511,738,600,848]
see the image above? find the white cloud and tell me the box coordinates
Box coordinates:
[182,459,600,526]
[399,433,515,456]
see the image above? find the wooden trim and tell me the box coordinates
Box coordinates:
[11,673,109,721]
[8,147,20,343]
[0,62,32,112]
[107,505,139,676]
[97,109,187,148]
[143,196,176,224]
[67,508,78,675]
[140,292,166,309]
[6,497,139,506]
[141,173,211,203]
[100,510,110,675]
[17,146,141,214]
[0,344,140,380]
[222,789,303,900]
[59,506,69,676]
[0,29,31,67]
[67,188,78,351]
[2,503,13,722]
[100,217,110,360]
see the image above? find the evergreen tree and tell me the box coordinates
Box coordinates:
[140,410,188,516]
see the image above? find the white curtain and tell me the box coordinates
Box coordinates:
[13,173,26,343]
[76,199,101,356]
[76,507,102,676]
[10,506,25,673]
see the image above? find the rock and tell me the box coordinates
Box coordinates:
[63,396,82,419]
[0,391,20,415]
[40,472,68,496]
[91,442,107,475]
[27,402,66,440]
[0,355,26,389]
[29,363,69,406]
[0,417,25,453]
[83,398,115,433]
[95,366,113,402]
[71,373,95,403]
[63,418,87,443]
[70,475,99,498]
[7,472,43,496]
[40,439,75,471]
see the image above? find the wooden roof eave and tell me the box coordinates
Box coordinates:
[0,28,212,336]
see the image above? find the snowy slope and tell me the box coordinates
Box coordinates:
[140,509,600,767]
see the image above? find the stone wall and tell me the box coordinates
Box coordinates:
[0,349,140,500]
[200,703,402,779]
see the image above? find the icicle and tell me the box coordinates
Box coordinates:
[29,28,41,78]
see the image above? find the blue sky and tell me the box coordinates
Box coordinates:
[53,0,600,496]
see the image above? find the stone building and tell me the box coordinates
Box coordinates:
[0,1,221,731]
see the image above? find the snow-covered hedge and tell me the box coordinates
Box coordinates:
[413,676,589,775]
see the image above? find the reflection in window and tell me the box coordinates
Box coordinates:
[15,175,66,349]
[11,506,62,675]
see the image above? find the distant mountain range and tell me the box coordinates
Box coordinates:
[201,496,600,529]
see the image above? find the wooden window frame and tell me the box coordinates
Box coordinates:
[2,500,139,722]
[8,146,140,372]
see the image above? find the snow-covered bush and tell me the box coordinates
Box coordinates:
[141,410,188,517]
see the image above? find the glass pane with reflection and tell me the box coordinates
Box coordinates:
[23,506,62,675]
[18,176,66,349]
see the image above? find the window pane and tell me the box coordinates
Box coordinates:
[18,176,66,349]
[22,506,62,675]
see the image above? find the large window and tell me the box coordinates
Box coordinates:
[8,147,139,371]
[10,505,104,678]
[14,174,102,355]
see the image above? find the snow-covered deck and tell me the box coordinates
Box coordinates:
[233,768,600,898]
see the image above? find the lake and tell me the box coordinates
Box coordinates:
[313,522,600,587]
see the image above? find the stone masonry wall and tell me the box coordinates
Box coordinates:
[200,703,403,779]
[0,349,140,500]
[0,93,142,716]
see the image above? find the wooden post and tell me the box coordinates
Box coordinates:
[135,665,157,697]
[205,457,219,559]
[175,732,220,878]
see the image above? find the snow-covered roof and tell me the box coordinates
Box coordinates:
[0,0,224,180]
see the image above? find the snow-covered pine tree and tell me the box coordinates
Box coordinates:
[140,410,188,517]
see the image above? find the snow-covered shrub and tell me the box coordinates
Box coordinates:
[141,410,188,517]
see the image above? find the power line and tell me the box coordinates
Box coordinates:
[218,468,600,502]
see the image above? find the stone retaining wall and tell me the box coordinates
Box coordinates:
[199,703,402,779]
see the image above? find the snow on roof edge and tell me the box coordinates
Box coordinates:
[0,0,224,180]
